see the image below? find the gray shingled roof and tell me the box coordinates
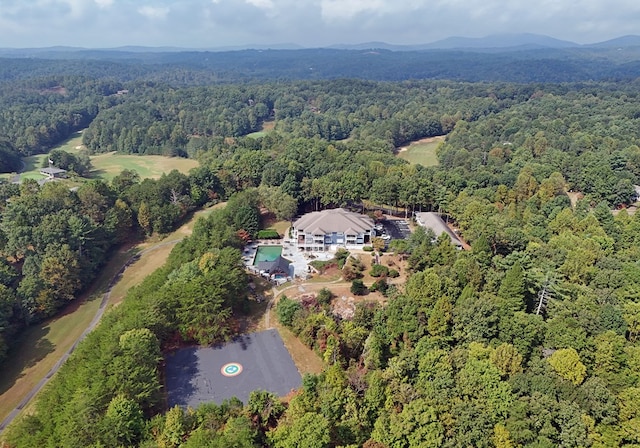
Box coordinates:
[293,208,374,235]
[40,167,67,175]
[255,256,291,274]
[414,212,463,247]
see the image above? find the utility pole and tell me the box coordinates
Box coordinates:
[536,274,553,315]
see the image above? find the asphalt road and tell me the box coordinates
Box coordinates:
[0,239,182,434]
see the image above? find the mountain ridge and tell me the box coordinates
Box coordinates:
[2,33,640,55]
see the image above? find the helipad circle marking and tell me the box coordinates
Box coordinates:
[221,362,243,377]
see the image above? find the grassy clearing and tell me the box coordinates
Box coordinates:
[246,119,275,138]
[396,135,444,166]
[0,131,198,183]
[272,318,324,375]
[107,245,173,306]
[88,152,199,181]
[52,131,85,154]
[271,220,290,236]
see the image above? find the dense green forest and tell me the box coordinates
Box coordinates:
[0,165,229,363]
[1,52,640,447]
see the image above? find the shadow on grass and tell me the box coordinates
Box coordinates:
[87,169,109,180]
[0,326,54,396]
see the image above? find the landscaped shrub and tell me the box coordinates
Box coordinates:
[257,229,280,239]
[335,248,350,268]
[369,264,389,278]
[317,288,333,306]
[363,246,374,252]
[370,279,389,295]
[351,279,366,296]
[388,269,400,278]
[343,257,365,281]
[276,296,302,327]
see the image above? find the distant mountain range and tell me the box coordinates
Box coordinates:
[2,33,640,55]
[327,33,640,51]
[4,34,640,84]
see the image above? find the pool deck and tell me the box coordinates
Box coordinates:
[242,239,334,281]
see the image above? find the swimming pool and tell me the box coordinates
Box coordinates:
[253,245,283,265]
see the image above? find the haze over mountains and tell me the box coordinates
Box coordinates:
[3,33,640,85]
[2,33,640,55]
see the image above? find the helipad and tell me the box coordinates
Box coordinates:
[165,329,302,407]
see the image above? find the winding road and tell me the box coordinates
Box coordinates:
[0,238,182,434]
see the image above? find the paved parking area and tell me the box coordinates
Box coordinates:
[165,329,302,408]
[379,219,412,240]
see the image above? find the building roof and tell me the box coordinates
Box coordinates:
[293,208,374,235]
[40,167,67,175]
[255,255,291,274]
[414,212,463,247]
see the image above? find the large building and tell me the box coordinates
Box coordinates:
[292,208,374,251]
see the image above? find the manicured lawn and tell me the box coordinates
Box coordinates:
[88,152,199,181]
[396,135,444,166]
[0,130,199,183]
[51,131,85,154]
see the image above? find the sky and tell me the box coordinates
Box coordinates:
[0,0,639,49]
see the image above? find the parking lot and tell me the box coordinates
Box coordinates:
[375,219,412,241]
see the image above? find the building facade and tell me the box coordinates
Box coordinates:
[292,208,374,251]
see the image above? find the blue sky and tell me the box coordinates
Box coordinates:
[0,0,639,48]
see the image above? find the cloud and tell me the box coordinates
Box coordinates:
[245,0,274,11]
[0,0,640,48]
[137,5,170,20]
[94,0,114,8]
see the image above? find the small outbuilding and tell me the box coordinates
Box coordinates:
[255,255,292,277]
[39,167,67,179]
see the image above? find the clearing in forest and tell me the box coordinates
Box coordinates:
[1,131,199,183]
[0,203,222,425]
[396,135,444,166]
[246,120,275,138]
[88,152,199,181]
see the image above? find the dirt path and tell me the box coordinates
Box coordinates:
[265,279,349,329]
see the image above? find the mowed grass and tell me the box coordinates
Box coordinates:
[0,131,199,183]
[396,135,444,167]
[111,203,227,304]
[89,152,199,181]
[246,120,275,138]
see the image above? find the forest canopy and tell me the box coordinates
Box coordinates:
[1,52,640,447]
